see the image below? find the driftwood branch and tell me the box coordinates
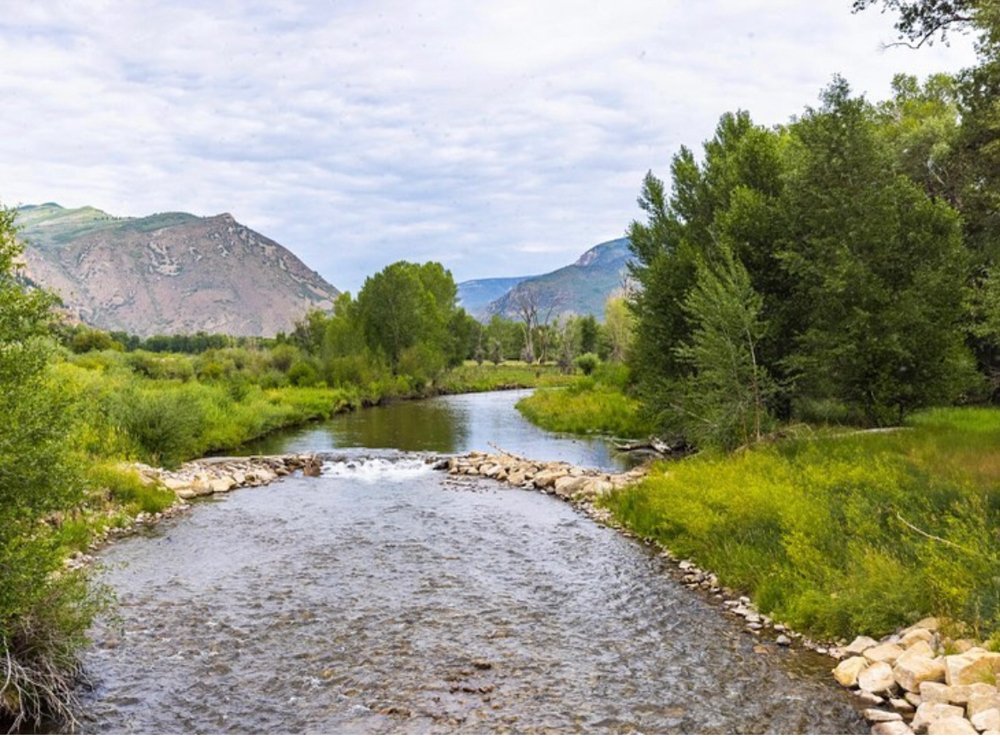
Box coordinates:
[895,512,976,555]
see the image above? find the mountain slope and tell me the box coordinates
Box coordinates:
[485,238,632,321]
[456,276,534,319]
[16,203,338,337]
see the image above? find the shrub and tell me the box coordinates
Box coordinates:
[575,352,600,376]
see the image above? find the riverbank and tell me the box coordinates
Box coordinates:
[444,447,1000,736]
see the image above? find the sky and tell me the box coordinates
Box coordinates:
[0,1,980,293]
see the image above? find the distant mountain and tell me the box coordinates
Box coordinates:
[484,238,632,321]
[15,203,338,337]
[456,276,534,319]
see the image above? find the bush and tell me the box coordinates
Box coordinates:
[112,386,205,468]
[575,352,600,376]
[287,360,320,387]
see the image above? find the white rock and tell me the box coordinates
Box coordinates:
[900,628,935,648]
[833,656,869,687]
[859,662,898,695]
[871,720,913,735]
[864,643,906,666]
[968,694,1000,720]
[948,682,996,707]
[947,651,1000,687]
[895,649,946,692]
[912,702,965,733]
[926,716,978,735]
[845,636,881,656]
[864,709,904,722]
[972,708,1000,734]
[918,681,952,703]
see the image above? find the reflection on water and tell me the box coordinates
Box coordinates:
[79,468,866,734]
[235,389,630,470]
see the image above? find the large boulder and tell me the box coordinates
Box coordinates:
[859,661,897,695]
[912,701,965,733]
[894,643,945,692]
[554,476,589,498]
[927,717,978,735]
[833,656,869,687]
[973,708,1000,734]
[844,636,880,656]
[864,643,905,666]
[871,720,913,735]
[945,650,1000,686]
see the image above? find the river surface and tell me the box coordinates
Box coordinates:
[78,390,867,734]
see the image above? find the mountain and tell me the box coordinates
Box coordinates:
[456,276,534,319]
[15,203,339,337]
[484,237,632,321]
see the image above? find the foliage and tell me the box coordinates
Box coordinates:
[575,352,600,376]
[516,363,652,438]
[670,247,775,450]
[0,205,99,731]
[607,407,1000,639]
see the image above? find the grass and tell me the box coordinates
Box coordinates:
[514,363,654,438]
[435,361,564,393]
[605,407,1000,642]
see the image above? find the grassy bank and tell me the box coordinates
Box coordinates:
[515,363,654,439]
[605,407,1000,643]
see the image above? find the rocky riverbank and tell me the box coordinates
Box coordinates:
[444,450,1000,736]
[64,454,321,570]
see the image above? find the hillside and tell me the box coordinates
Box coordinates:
[484,238,632,321]
[456,276,534,319]
[16,203,339,337]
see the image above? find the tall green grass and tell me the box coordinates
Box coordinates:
[515,363,653,438]
[607,408,1000,641]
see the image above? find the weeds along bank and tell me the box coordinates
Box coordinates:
[604,408,1000,646]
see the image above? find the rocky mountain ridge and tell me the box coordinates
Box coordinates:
[16,203,339,337]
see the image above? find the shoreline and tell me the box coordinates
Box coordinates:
[443,449,1000,737]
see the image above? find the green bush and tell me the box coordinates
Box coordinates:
[112,386,205,468]
[575,352,600,376]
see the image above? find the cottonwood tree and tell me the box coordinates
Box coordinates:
[510,284,562,363]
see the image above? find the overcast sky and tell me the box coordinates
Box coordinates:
[0,1,979,292]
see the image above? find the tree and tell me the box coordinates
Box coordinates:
[602,296,634,363]
[671,247,774,450]
[0,205,100,730]
[509,284,561,363]
[779,79,974,423]
[852,0,982,48]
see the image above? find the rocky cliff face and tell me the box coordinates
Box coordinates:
[16,204,338,337]
[484,237,633,321]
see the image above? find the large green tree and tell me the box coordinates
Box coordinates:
[0,206,98,731]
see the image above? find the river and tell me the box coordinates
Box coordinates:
[78,390,867,733]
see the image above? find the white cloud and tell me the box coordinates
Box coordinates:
[0,0,979,291]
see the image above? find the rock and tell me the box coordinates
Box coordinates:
[871,720,913,735]
[554,476,589,498]
[912,702,965,733]
[894,645,946,692]
[211,475,237,493]
[857,690,886,705]
[859,661,897,695]
[302,458,322,477]
[864,643,906,666]
[776,635,792,647]
[968,693,1000,720]
[175,487,197,499]
[581,478,613,497]
[845,635,881,656]
[864,709,904,722]
[972,709,1000,734]
[888,697,914,714]
[926,716,978,735]
[918,681,952,704]
[532,469,565,489]
[833,656,869,687]
[905,692,923,707]
[948,682,996,707]
[507,471,526,486]
[909,617,940,632]
[190,475,213,495]
[900,628,935,648]
[946,651,1000,687]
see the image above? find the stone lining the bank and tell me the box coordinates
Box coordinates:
[445,450,999,737]
[63,454,320,571]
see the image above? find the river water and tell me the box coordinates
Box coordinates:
[78,390,867,734]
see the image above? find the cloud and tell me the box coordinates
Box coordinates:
[0,0,979,291]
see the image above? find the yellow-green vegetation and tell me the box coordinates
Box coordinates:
[516,363,653,439]
[606,407,1000,642]
[435,361,564,394]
